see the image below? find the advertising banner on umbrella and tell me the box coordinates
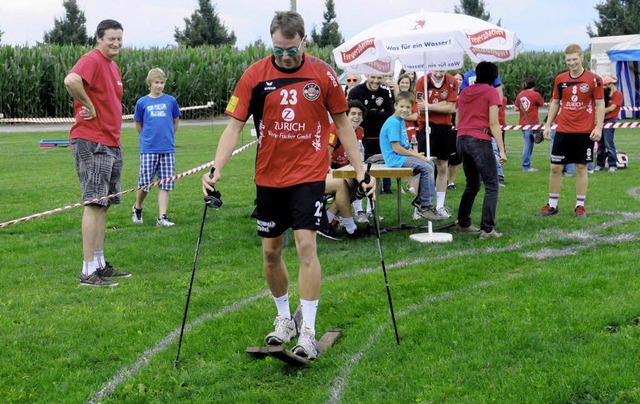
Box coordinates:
[333,11,523,74]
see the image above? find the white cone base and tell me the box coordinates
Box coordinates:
[409,232,453,243]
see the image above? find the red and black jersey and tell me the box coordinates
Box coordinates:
[552,69,604,133]
[415,73,458,129]
[328,123,364,168]
[225,54,347,187]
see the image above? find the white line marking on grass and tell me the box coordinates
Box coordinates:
[627,186,640,201]
[91,210,640,402]
[88,291,270,403]
[325,212,640,403]
[327,280,503,404]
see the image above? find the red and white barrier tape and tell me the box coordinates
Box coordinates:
[505,103,640,111]
[0,103,213,124]
[502,121,640,131]
[0,140,256,229]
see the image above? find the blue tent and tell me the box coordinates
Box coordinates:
[607,35,640,119]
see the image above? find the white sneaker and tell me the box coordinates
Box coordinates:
[354,210,369,224]
[265,315,298,346]
[479,229,503,239]
[412,207,421,220]
[292,322,318,359]
[156,215,175,227]
[132,204,143,224]
[609,167,617,172]
[436,206,452,219]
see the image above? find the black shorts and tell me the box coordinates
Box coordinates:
[429,124,456,160]
[362,137,381,159]
[418,125,456,160]
[551,132,594,165]
[256,181,326,238]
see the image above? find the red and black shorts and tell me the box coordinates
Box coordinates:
[255,181,326,238]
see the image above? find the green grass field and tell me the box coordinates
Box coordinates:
[1,121,640,403]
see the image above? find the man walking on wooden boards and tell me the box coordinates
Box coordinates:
[539,44,604,219]
[202,11,374,359]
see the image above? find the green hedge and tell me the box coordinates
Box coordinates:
[0,44,572,119]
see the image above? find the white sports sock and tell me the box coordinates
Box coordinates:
[83,260,98,276]
[273,293,291,318]
[342,217,357,234]
[436,192,445,210]
[94,250,105,268]
[352,198,363,213]
[326,210,336,223]
[300,299,318,333]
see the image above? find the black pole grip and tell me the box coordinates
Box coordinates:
[205,167,223,208]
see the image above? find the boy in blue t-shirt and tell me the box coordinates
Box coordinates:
[132,68,181,226]
[380,91,444,222]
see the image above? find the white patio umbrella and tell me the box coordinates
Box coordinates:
[333,11,523,74]
[333,11,524,242]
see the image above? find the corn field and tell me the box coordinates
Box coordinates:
[0,44,568,119]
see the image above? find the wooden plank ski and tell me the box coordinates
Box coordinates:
[246,328,342,366]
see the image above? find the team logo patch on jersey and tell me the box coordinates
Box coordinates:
[376,96,385,106]
[440,90,449,99]
[226,95,239,113]
[303,83,321,101]
[580,83,590,93]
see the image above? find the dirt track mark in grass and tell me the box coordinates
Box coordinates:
[90,211,640,403]
[604,315,640,334]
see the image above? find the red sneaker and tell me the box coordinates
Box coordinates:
[537,204,559,216]
[574,206,587,218]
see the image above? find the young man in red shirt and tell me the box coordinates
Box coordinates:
[540,44,604,218]
[202,11,374,359]
[414,70,459,218]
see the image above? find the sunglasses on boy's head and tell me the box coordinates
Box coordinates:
[273,37,305,57]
